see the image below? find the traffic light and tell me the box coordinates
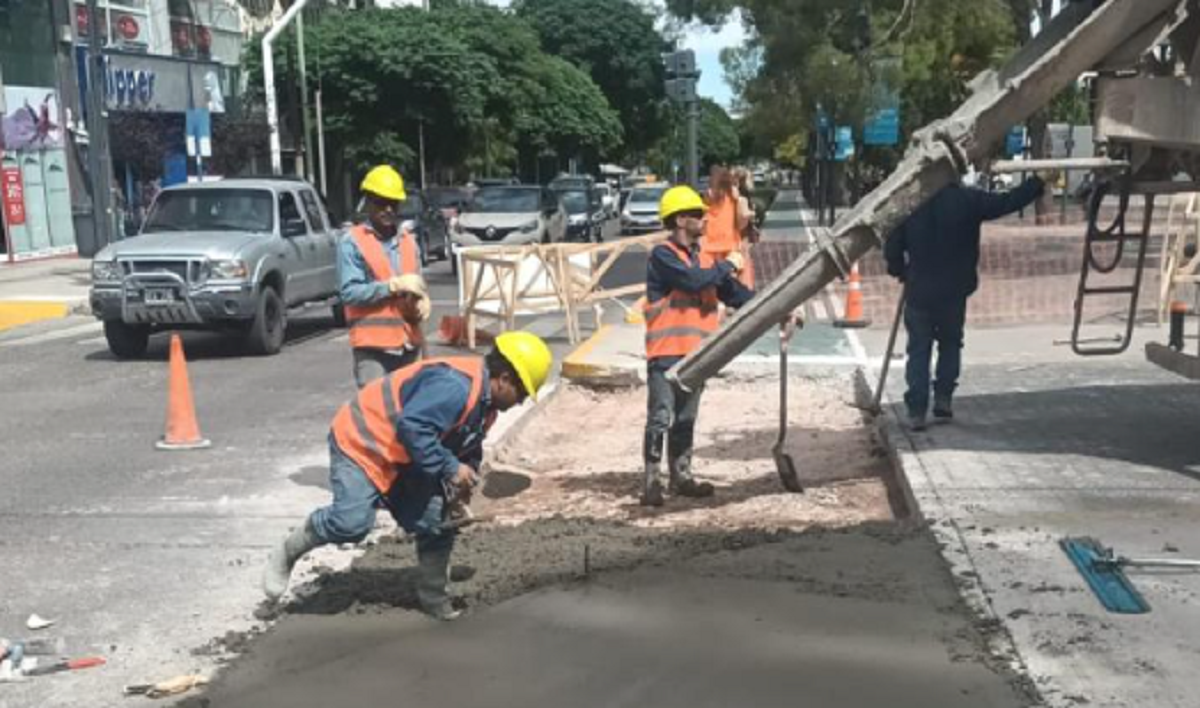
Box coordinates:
[663,49,697,77]
[665,78,697,103]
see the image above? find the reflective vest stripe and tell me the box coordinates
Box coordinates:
[645,241,720,360]
[331,357,485,493]
[344,225,420,350]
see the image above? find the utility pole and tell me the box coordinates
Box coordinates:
[296,11,315,182]
[664,49,700,187]
[85,0,115,247]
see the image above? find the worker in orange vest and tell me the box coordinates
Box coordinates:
[263,331,554,620]
[338,165,430,388]
[703,165,755,288]
[641,185,754,507]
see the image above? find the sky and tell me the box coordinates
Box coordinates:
[472,0,744,109]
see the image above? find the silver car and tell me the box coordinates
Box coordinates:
[89,178,339,358]
[450,186,567,258]
[620,183,670,235]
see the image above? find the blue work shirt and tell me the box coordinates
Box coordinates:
[336,224,421,306]
[646,239,755,371]
[395,362,491,482]
[884,177,1044,308]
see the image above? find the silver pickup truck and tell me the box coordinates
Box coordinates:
[89,178,340,358]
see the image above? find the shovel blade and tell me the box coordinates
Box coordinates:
[773,448,804,493]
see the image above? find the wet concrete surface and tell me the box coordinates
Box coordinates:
[183,519,1038,708]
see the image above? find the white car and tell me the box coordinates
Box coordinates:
[620,183,671,235]
[449,186,567,271]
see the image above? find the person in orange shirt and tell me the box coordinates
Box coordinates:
[703,166,755,288]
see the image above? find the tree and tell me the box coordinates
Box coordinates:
[514,0,669,158]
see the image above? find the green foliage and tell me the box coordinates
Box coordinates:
[1048,83,1090,126]
[514,0,668,156]
[645,99,740,177]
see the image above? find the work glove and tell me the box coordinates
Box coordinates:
[389,273,428,298]
[725,250,745,272]
[398,292,431,325]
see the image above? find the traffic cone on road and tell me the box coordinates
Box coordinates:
[834,262,871,329]
[156,334,211,451]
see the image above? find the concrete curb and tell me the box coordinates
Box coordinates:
[0,300,76,333]
[866,374,1043,702]
[560,323,645,389]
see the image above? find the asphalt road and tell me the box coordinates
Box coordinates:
[0,233,610,706]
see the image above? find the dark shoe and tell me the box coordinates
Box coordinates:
[906,410,928,432]
[670,478,715,498]
[640,480,665,507]
[933,395,953,420]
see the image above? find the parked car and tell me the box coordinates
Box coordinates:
[470,177,520,188]
[89,178,340,358]
[398,191,450,264]
[549,174,595,193]
[621,182,671,235]
[450,186,567,270]
[555,188,605,243]
[425,186,471,221]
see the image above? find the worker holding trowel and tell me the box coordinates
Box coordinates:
[884,171,1049,431]
[640,185,755,507]
[263,331,553,620]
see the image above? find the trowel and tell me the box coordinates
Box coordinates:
[773,316,804,493]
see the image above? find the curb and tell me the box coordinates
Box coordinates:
[0,300,75,333]
[560,324,645,388]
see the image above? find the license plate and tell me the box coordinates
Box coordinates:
[144,288,175,305]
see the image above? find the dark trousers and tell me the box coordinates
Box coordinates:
[903,299,967,415]
[645,367,703,473]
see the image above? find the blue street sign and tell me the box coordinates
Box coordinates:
[863,107,900,146]
[834,126,855,162]
[1006,126,1026,157]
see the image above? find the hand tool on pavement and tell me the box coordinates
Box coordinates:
[124,674,209,698]
[773,315,804,493]
[1061,536,1200,614]
[24,656,105,676]
[858,287,905,416]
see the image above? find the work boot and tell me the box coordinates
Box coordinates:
[640,430,666,507]
[906,409,928,432]
[932,393,954,420]
[416,542,462,621]
[668,430,714,498]
[263,520,322,601]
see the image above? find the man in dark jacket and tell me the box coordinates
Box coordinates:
[885,174,1046,430]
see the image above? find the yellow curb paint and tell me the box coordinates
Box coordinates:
[561,325,613,380]
[0,301,70,332]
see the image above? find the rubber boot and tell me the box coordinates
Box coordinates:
[668,428,714,498]
[640,430,665,507]
[416,540,462,621]
[263,519,322,601]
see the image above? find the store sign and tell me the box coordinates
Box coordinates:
[2,167,26,227]
[102,56,156,109]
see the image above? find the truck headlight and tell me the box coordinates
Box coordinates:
[209,259,249,280]
[92,260,122,283]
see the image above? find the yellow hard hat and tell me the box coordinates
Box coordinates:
[361,165,407,202]
[495,331,553,401]
[659,185,706,222]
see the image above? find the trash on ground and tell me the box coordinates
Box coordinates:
[25,614,57,631]
[124,674,209,698]
[24,656,105,676]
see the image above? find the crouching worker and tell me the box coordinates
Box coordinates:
[641,186,754,507]
[263,331,553,620]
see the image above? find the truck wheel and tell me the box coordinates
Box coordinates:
[103,321,151,359]
[246,286,286,355]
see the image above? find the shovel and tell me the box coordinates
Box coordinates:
[773,316,804,493]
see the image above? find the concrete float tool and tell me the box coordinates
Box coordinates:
[1060,536,1200,614]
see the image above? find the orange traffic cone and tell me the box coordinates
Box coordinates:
[834,262,871,329]
[156,334,211,451]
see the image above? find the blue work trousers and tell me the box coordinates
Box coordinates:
[903,299,967,416]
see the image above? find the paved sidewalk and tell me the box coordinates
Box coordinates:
[872,325,1200,708]
[0,257,92,332]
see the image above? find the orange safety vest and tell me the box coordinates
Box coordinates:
[702,193,740,254]
[344,224,422,351]
[331,357,488,493]
[644,241,721,360]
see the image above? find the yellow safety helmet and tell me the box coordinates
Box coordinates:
[659,185,706,222]
[361,165,407,202]
[495,331,553,401]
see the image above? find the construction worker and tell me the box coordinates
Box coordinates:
[339,165,431,389]
[641,185,754,507]
[262,331,554,620]
[884,172,1048,431]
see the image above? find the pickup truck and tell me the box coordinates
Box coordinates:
[89,178,341,358]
